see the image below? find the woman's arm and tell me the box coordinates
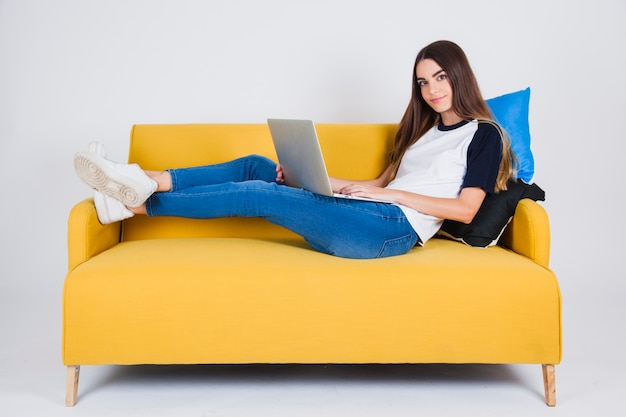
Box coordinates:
[338,182,487,225]
[391,187,486,224]
[283,162,487,224]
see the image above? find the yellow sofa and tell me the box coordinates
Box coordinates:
[63,123,562,406]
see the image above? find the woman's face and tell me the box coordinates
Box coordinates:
[415,58,461,125]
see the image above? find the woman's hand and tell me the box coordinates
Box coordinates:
[329,165,393,194]
[337,184,397,203]
[275,164,285,183]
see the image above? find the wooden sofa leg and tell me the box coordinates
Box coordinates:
[65,365,80,407]
[542,364,556,406]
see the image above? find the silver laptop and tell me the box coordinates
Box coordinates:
[267,119,392,203]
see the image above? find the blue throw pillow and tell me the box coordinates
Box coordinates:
[486,87,534,183]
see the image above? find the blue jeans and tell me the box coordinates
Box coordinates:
[145,155,418,259]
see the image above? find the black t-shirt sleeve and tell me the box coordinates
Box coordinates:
[461,123,503,194]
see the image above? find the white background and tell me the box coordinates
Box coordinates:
[1,0,625,415]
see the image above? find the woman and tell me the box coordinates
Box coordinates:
[74,40,515,259]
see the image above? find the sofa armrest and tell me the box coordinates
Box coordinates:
[499,199,551,268]
[67,198,121,271]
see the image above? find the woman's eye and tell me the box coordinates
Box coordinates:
[418,80,427,87]
[437,74,448,81]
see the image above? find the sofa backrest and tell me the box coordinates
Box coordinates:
[121,124,397,241]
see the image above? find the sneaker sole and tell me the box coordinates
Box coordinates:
[87,141,116,223]
[74,152,152,207]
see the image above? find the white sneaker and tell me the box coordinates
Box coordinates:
[88,141,107,159]
[74,150,157,208]
[93,191,135,224]
[88,142,134,225]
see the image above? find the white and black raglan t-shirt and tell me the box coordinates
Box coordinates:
[386,120,502,245]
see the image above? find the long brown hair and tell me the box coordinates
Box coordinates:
[391,40,515,191]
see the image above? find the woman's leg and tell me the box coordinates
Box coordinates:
[144,170,173,192]
[131,155,280,215]
[165,155,279,191]
[76,151,417,258]
[145,180,418,259]
[143,155,278,192]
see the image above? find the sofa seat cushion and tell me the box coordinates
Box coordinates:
[63,238,561,366]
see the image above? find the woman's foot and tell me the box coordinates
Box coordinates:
[74,151,157,208]
[93,191,135,224]
[87,142,135,224]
